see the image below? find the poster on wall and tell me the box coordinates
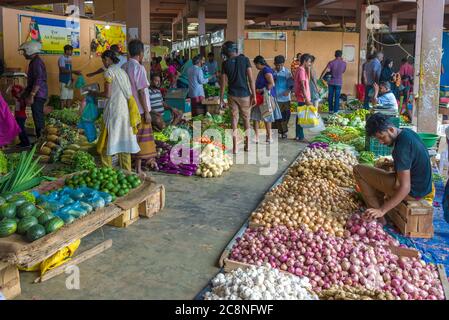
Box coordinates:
[19,15,80,55]
[343,44,355,63]
[25,5,54,12]
[94,24,127,55]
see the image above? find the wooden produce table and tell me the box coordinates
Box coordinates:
[0,174,165,299]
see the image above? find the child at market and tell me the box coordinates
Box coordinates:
[10,84,31,147]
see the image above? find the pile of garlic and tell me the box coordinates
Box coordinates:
[203,265,318,300]
[197,144,233,178]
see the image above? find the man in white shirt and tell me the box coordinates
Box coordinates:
[372,81,398,112]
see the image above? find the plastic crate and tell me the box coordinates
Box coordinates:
[366,137,393,157]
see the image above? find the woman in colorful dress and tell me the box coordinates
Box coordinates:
[91,50,140,171]
[251,56,283,144]
[0,92,21,149]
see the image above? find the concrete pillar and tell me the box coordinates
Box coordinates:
[182,17,188,41]
[159,32,164,46]
[68,0,85,16]
[198,5,206,56]
[357,0,368,84]
[415,0,445,133]
[227,0,245,53]
[172,23,177,42]
[389,14,398,32]
[126,0,150,44]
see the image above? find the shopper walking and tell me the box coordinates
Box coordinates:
[251,56,282,144]
[294,54,313,142]
[363,52,383,109]
[220,41,257,154]
[58,44,82,109]
[91,50,140,171]
[273,55,294,139]
[188,55,209,116]
[19,41,48,139]
[122,39,157,174]
[321,50,346,113]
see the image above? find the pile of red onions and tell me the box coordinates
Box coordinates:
[344,212,400,247]
[230,226,445,300]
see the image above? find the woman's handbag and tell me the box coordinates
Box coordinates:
[259,89,274,118]
[297,105,320,128]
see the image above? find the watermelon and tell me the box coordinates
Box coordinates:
[0,196,5,206]
[10,195,27,207]
[45,217,64,234]
[17,216,39,235]
[17,202,36,219]
[26,224,46,242]
[0,203,16,219]
[32,208,44,219]
[0,219,17,238]
[38,212,55,226]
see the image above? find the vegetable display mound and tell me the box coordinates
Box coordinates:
[230,226,445,299]
[204,265,318,300]
[65,167,142,200]
[197,144,233,178]
[154,141,199,176]
[298,147,358,168]
[252,178,359,236]
[48,108,80,126]
[289,159,355,188]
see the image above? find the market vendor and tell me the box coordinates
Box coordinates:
[371,82,398,112]
[149,74,182,131]
[354,113,434,222]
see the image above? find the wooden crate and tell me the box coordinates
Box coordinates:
[108,206,140,228]
[387,200,434,239]
[0,262,21,300]
[138,184,165,218]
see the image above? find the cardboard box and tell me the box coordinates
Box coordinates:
[0,262,21,300]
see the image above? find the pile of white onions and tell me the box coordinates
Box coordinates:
[251,178,359,236]
[204,264,318,300]
[230,226,445,300]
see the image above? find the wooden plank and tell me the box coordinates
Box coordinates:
[387,211,407,234]
[0,204,123,268]
[408,226,434,239]
[35,240,113,283]
[386,246,420,259]
[138,184,166,218]
[437,264,449,300]
[396,202,410,221]
[406,215,419,233]
[410,208,433,216]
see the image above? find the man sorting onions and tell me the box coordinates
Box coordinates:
[354,113,434,222]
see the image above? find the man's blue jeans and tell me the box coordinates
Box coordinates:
[328,85,342,113]
[296,102,305,140]
[364,85,373,110]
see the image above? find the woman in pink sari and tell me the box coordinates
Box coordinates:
[0,92,21,149]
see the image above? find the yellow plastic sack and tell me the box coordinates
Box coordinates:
[128,95,141,135]
[297,105,320,128]
[19,240,81,276]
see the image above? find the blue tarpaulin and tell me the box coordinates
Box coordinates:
[384,176,449,275]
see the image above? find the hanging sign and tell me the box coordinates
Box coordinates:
[211,30,225,44]
[19,15,80,55]
[343,44,356,63]
[246,32,286,41]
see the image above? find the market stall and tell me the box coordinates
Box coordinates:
[195,107,449,301]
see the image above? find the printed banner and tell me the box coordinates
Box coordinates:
[246,32,286,41]
[94,24,127,56]
[21,16,80,55]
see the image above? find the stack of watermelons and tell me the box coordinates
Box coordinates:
[0,194,64,242]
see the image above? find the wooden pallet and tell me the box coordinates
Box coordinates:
[0,262,20,300]
[387,200,434,239]
[108,206,140,228]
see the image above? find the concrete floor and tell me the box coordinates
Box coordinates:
[18,139,303,300]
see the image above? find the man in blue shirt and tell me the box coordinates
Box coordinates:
[188,55,209,116]
[363,52,383,109]
[354,113,434,223]
[58,45,81,108]
[273,55,294,139]
[205,52,219,86]
[372,82,398,112]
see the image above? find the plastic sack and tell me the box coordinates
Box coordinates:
[75,75,86,89]
[308,116,326,133]
[78,96,99,143]
[297,105,320,128]
[19,239,81,276]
